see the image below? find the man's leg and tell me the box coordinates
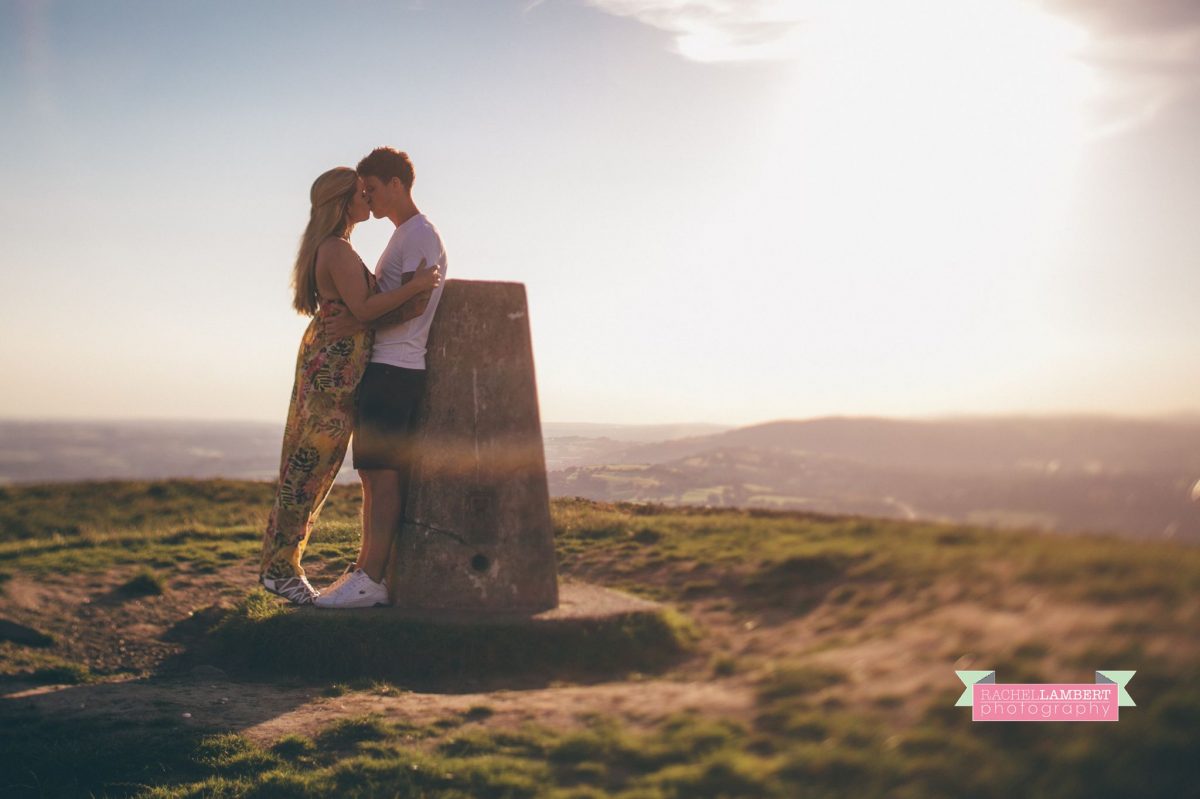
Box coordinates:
[358,468,404,582]
[356,475,373,572]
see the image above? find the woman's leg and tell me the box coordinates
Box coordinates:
[260,317,373,595]
[260,389,357,580]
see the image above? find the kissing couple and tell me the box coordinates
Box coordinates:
[258,146,447,608]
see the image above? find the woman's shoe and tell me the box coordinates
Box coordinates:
[314,569,389,609]
[260,574,320,605]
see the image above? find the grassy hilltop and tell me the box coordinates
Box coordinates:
[0,480,1198,798]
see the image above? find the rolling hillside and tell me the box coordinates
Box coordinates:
[550,417,1200,541]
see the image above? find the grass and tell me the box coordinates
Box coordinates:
[4,483,1197,619]
[552,498,966,609]
[3,684,1197,799]
[0,480,351,543]
[1,482,1200,796]
[1014,537,1200,604]
[0,642,93,684]
[0,485,364,578]
[0,708,209,797]
[8,481,1191,629]
[120,567,168,596]
[551,498,1200,629]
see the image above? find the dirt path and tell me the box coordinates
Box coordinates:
[4,672,757,745]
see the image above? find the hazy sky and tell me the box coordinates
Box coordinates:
[1,0,1197,426]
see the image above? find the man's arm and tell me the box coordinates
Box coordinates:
[368,270,432,329]
[322,263,437,339]
[321,288,431,339]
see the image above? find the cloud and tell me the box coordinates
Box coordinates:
[582,0,820,62]
[1042,0,1200,36]
[584,0,1200,134]
[1039,0,1200,135]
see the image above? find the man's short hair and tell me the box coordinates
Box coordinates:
[357,147,415,190]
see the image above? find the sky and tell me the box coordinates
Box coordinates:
[1,0,1198,427]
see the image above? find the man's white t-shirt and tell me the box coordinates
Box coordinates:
[371,214,447,369]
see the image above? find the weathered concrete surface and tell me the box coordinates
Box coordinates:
[383,580,661,625]
[388,280,559,612]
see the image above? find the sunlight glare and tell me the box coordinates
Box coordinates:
[736,0,1096,398]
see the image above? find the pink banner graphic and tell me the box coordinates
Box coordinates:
[973,683,1118,722]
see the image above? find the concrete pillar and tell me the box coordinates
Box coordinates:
[387,280,559,612]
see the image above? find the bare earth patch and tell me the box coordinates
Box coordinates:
[2,556,1178,751]
[1,562,762,744]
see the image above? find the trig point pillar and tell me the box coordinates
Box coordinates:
[387,279,559,612]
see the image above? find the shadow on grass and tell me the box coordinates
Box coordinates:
[172,589,699,689]
[0,688,276,799]
[5,668,1199,799]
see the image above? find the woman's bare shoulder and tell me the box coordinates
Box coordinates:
[316,237,360,268]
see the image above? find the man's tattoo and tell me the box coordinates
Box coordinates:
[371,270,432,329]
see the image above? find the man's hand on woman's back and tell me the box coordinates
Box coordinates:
[322,306,368,340]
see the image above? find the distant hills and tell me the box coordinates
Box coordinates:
[2,415,1198,541]
[0,420,290,484]
[549,416,1200,541]
[0,420,727,485]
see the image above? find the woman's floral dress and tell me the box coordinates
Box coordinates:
[259,265,375,580]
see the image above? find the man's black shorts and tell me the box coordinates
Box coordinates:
[352,363,427,471]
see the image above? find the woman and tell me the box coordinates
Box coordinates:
[259,167,441,604]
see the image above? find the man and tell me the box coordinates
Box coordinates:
[316,147,448,609]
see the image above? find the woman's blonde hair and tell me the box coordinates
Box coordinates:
[291,167,358,316]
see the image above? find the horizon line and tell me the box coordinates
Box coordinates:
[3,410,1199,428]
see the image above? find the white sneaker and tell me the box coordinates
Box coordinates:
[314,569,389,609]
[323,565,357,594]
[261,574,320,605]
